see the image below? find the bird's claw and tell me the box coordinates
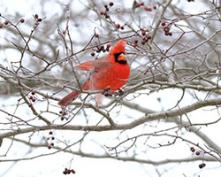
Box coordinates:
[118,89,124,96]
[103,88,112,97]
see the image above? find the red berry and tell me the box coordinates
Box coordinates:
[195,151,200,156]
[134,3,141,8]
[106,44,111,51]
[168,32,172,36]
[95,33,99,38]
[104,5,109,11]
[199,163,206,169]
[115,24,121,29]
[164,26,170,32]
[141,41,146,45]
[147,35,152,40]
[190,147,195,152]
[34,14,38,19]
[109,2,114,6]
[144,7,152,11]
[133,40,138,47]
[100,45,105,52]
[63,169,68,175]
[20,18,25,23]
[141,31,146,36]
[100,11,105,15]
[161,22,166,26]
[70,169,76,174]
[4,20,9,25]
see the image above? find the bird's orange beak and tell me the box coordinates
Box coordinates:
[118,53,126,61]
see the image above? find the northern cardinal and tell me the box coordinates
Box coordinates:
[58,39,130,107]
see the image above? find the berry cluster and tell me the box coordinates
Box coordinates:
[19,18,25,23]
[96,45,107,53]
[198,163,206,169]
[47,131,55,149]
[134,2,157,12]
[190,147,206,169]
[140,28,151,45]
[34,14,42,26]
[29,91,36,103]
[161,21,172,36]
[0,15,24,28]
[91,43,111,56]
[0,14,43,28]
[63,168,76,175]
[131,28,151,47]
[190,146,202,156]
[115,23,124,30]
[100,2,114,19]
[131,39,138,47]
[99,2,126,31]
[59,109,67,121]
[112,18,125,30]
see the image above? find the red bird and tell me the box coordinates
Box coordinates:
[58,39,130,107]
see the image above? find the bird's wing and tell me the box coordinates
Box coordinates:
[76,58,112,71]
[76,60,96,71]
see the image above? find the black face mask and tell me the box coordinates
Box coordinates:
[114,52,127,64]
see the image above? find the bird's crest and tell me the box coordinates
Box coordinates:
[109,39,127,55]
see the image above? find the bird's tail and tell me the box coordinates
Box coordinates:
[58,91,79,107]
[58,81,90,107]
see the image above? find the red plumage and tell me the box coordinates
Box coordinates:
[58,40,130,107]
